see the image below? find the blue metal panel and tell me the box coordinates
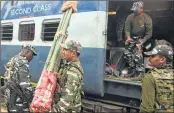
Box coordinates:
[104,79,141,99]
[80,48,106,96]
[1,1,107,20]
[0,45,106,96]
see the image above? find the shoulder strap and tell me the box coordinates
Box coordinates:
[70,64,83,75]
[6,56,27,80]
[69,63,83,76]
[6,57,16,80]
[64,63,83,86]
[69,63,84,97]
[59,63,83,85]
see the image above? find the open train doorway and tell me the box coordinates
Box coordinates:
[106,0,174,79]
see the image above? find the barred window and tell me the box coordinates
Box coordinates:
[1,24,13,41]
[42,19,60,41]
[19,21,35,41]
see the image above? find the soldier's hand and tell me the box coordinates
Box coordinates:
[125,38,133,45]
[61,1,78,13]
[29,107,34,112]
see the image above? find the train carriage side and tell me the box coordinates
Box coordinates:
[83,0,174,112]
[0,1,108,97]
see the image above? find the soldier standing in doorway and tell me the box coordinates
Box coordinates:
[124,1,153,75]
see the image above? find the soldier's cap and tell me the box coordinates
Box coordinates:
[131,1,144,11]
[22,44,37,56]
[144,45,173,60]
[61,40,82,53]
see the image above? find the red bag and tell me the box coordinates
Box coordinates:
[30,70,57,112]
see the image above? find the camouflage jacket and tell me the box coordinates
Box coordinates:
[140,66,174,113]
[4,54,31,85]
[51,59,84,113]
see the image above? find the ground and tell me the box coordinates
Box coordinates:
[1,108,7,112]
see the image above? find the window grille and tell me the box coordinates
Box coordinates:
[19,23,35,41]
[42,20,59,41]
[1,24,13,41]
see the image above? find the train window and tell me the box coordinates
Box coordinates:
[1,24,13,41]
[19,21,35,41]
[42,19,60,41]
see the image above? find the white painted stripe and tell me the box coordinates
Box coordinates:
[1,11,107,49]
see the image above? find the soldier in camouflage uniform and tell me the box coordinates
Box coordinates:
[50,40,84,113]
[4,45,37,113]
[140,45,174,113]
[124,1,153,75]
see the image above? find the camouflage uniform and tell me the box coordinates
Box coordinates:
[140,45,174,113]
[50,40,84,113]
[4,44,37,84]
[4,55,31,85]
[4,45,37,113]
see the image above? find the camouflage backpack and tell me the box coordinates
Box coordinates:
[5,56,16,80]
[4,55,28,82]
[151,67,174,112]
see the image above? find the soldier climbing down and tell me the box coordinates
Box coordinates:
[124,1,153,75]
[125,1,152,49]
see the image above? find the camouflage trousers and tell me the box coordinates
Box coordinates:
[49,105,81,113]
[140,108,174,113]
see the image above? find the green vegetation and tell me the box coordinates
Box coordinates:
[30,82,37,87]
[1,103,7,110]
